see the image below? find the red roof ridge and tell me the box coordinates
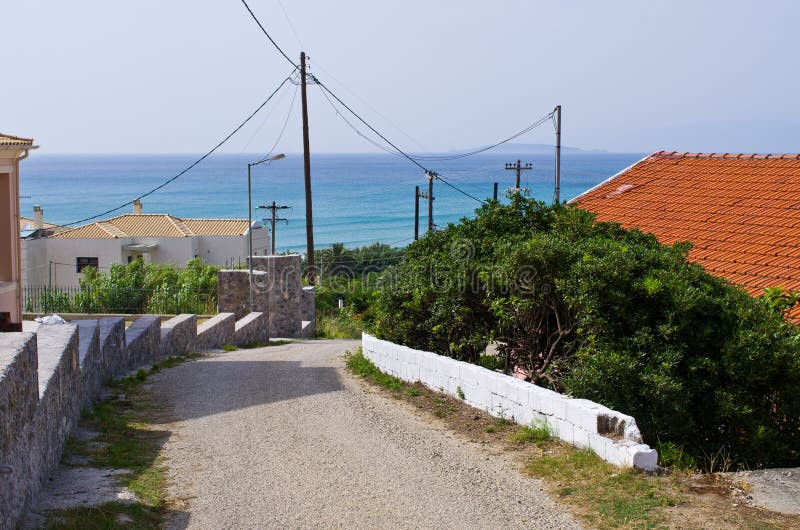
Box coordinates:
[651,151,800,160]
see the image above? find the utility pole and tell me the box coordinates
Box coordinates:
[554,105,562,203]
[425,172,437,232]
[414,186,420,241]
[493,182,498,201]
[258,201,289,255]
[505,160,532,194]
[300,51,316,283]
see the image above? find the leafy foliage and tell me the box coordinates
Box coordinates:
[32,258,219,314]
[372,195,800,468]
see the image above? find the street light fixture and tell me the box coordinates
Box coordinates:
[247,153,286,311]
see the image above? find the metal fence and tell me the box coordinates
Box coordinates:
[23,284,217,315]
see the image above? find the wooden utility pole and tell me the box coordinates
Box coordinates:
[414,186,420,241]
[505,160,532,194]
[425,172,436,232]
[554,105,562,203]
[258,201,289,255]
[493,182,498,201]
[300,52,315,283]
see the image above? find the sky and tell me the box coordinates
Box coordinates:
[4,0,800,155]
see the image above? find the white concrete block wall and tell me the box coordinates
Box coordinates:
[362,333,658,470]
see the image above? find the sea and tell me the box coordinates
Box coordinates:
[19,152,644,253]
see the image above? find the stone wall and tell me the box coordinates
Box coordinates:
[99,317,126,380]
[0,308,282,526]
[300,286,316,338]
[124,315,161,370]
[31,325,82,505]
[250,255,302,338]
[76,320,102,410]
[195,313,235,350]
[0,332,38,525]
[159,314,197,358]
[234,312,269,346]
[362,333,658,470]
[217,269,268,320]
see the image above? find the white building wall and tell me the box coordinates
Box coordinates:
[22,228,269,287]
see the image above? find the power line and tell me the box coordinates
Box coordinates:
[411,111,555,162]
[317,80,486,203]
[254,81,299,164]
[63,74,295,227]
[239,0,298,68]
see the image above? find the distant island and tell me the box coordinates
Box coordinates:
[456,143,608,155]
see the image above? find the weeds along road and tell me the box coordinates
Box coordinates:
[149,339,579,530]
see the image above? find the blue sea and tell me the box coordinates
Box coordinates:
[19,152,643,253]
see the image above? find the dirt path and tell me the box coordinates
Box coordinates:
[149,339,579,529]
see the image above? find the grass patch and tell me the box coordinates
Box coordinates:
[222,343,238,352]
[44,502,161,529]
[507,420,552,444]
[316,312,362,339]
[239,340,292,349]
[47,353,201,527]
[345,348,406,392]
[526,448,677,528]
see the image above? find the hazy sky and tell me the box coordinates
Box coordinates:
[4,0,800,154]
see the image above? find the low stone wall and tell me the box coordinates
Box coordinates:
[195,313,235,350]
[159,314,197,358]
[234,312,269,346]
[99,317,126,380]
[362,333,658,470]
[124,315,161,370]
[76,320,102,410]
[0,332,38,525]
[31,325,82,505]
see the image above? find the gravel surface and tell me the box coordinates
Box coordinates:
[149,339,579,529]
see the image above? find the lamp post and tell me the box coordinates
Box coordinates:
[248,153,285,311]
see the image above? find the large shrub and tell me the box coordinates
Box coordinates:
[372,196,800,468]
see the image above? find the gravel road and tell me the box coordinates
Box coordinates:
[149,339,579,529]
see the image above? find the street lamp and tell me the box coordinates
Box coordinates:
[248,153,285,311]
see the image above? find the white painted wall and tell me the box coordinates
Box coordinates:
[21,225,270,287]
[362,333,658,470]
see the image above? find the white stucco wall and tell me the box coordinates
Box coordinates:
[22,228,270,287]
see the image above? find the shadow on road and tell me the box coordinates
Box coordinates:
[149,359,344,422]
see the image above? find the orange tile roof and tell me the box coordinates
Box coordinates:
[52,214,251,239]
[572,151,800,319]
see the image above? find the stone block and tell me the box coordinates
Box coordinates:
[0,332,39,526]
[300,286,315,323]
[195,313,236,350]
[217,269,269,321]
[98,317,125,380]
[159,314,197,358]
[234,312,269,346]
[76,320,102,409]
[124,315,161,371]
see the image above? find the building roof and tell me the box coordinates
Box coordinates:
[0,133,34,147]
[19,216,61,231]
[571,151,800,315]
[52,214,253,239]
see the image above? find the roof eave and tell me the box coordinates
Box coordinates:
[568,152,655,205]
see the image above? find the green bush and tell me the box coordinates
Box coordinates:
[372,195,800,468]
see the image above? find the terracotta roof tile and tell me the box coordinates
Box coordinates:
[52,214,251,239]
[572,151,800,321]
[0,133,33,146]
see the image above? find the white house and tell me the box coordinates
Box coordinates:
[23,201,269,287]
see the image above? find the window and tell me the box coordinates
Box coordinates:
[76,257,99,273]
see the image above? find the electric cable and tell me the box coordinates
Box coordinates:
[63,74,295,227]
[239,0,299,68]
